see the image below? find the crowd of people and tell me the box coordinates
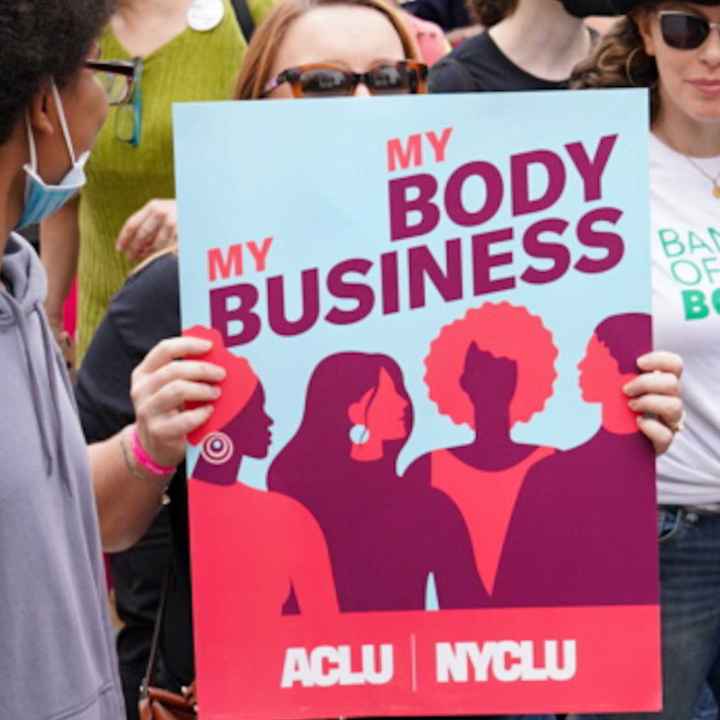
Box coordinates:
[0,0,718,719]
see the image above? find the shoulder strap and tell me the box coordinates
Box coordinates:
[139,568,172,700]
[230,0,256,42]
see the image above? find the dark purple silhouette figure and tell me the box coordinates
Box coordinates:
[452,342,542,468]
[268,352,488,612]
[492,313,658,607]
[193,384,274,484]
[184,323,272,484]
[412,302,559,595]
[407,343,556,596]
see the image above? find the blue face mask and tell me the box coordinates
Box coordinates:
[15,82,90,231]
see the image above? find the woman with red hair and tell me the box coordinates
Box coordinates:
[407,302,559,597]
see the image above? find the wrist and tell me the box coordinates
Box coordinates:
[130,426,176,476]
[119,426,174,488]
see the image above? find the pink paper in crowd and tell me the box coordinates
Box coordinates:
[401,11,451,66]
[63,279,77,337]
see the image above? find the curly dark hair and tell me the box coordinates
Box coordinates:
[0,0,115,144]
[570,3,660,121]
[467,0,518,26]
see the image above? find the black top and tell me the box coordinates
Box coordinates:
[76,254,195,686]
[402,0,470,31]
[429,31,570,93]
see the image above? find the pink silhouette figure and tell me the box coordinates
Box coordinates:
[492,313,658,607]
[407,302,558,595]
[184,325,339,622]
[269,352,488,611]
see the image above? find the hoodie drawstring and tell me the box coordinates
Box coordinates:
[38,303,72,494]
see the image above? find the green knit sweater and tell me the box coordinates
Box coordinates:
[77,0,252,359]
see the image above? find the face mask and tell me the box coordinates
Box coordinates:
[559,0,620,17]
[15,82,90,231]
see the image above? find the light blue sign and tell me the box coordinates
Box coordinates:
[174,89,650,490]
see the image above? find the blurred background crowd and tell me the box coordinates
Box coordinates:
[2,0,719,719]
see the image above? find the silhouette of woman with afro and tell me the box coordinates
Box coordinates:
[269,352,488,611]
[408,302,559,597]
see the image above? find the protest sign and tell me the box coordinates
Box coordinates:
[174,89,660,718]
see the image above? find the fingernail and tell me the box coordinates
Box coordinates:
[623,383,633,395]
[181,686,188,695]
[203,404,214,415]
[212,386,221,398]
[628,400,639,410]
[637,354,651,368]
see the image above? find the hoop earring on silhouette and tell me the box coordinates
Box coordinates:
[349,424,371,445]
[201,431,235,465]
[625,46,657,88]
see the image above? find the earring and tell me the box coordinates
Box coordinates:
[349,424,371,445]
[201,432,235,465]
[625,46,656,88]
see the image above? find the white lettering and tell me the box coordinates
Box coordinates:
[281,644,395,689]
[545,639,577,681]
[436,639,577,684]
[493,640,523,682]
[312,646,340,688]
[364,644,394,685]
[281,647,313,689]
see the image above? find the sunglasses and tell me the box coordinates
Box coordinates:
[85,59,136,105]
[262,61,428,98]
[113,57,144,147]
[659,11,720,50]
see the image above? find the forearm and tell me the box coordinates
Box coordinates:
[85,334,223,552]
[40,198,80,326]
[88,427,172,553]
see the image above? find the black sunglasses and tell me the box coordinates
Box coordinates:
[262,61,428,98]
[659,11,720,50]
[85,59,136,105]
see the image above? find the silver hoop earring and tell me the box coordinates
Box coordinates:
[349,424,371,445]
[201,432,235,465]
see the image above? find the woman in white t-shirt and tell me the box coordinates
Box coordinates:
[573,2,720,719]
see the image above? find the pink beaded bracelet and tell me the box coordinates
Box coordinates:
[131,427,175,477]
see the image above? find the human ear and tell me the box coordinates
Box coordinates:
[27,84,56,137]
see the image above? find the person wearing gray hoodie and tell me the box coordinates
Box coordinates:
[0,2,226,718]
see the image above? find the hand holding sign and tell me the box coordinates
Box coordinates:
[130,336,225,469]
[117,199,178,263]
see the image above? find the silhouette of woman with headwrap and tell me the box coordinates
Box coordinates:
[493,313,658,607]
[184,325,339,626]
[408,302,559,597]
[269,352,487,612]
